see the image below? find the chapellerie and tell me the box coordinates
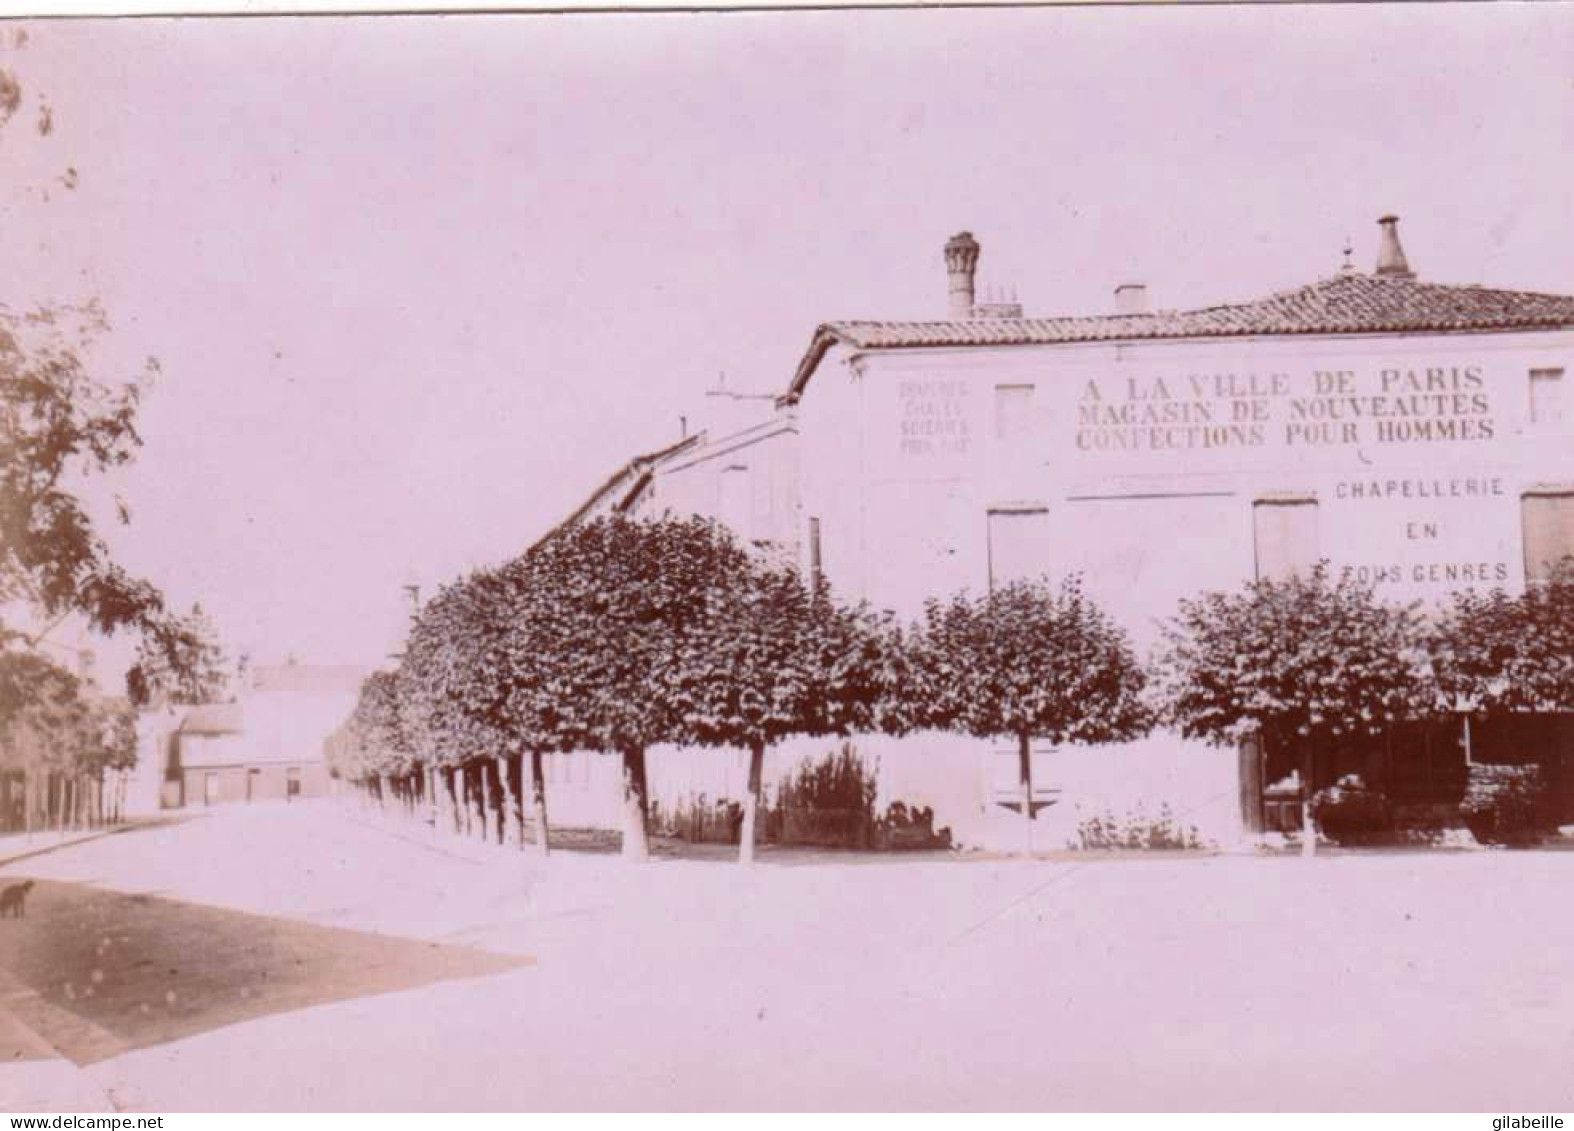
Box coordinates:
[1334,476,1506,500]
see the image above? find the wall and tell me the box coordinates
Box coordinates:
[640,413,801,566]
[806,329,1574,624]
[178,761,331,808]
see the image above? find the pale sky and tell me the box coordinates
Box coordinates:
[3,5,1572,678]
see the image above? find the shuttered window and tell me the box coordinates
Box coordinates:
[994,384,1038,442]
[987,507,1053,591]
[1252,497,1320,582]
[1522,490,1574,583]
[1530,369,1565,427]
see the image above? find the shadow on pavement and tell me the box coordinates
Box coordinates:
[0,877,530,1066]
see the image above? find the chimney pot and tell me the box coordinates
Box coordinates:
[1114,283,1149,315]
[944,231,980,320]
[1374,214,1415,279]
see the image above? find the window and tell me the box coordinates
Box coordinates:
[1530,369,1565,427]
[994,384,1038,442]
[1253,496,1319,582]
[987,507,1053,591]
[1522,489,1574,583]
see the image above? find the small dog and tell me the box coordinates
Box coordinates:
[0,881,36,919]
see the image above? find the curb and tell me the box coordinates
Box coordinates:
[0,818,181,872]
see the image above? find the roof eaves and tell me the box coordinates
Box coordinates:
[534,432,706,548]
[781,324,860,405]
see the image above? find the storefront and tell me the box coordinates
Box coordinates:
[591,219,1574,847]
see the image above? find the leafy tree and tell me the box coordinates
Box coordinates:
[675,564,910,865]
[0,26,78,202]
[396,570,519,838]
[491,551,608,858]
[0,643,80,767]
[525,515,756,861]
[2,32,214,707]
[1433,560,1574,715]
[330,669,414,803]
[2,297,215,706]
[916,576,1150,855]
[124,603,230,707]
[1157,564,1434,855]
[0,634,132,830]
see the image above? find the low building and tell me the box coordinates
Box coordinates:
[166,663,366,808]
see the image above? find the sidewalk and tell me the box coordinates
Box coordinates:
[0,816,183,871]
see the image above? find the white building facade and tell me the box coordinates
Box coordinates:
[562,219,1574,849]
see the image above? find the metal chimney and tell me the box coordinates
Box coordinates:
[1374,215,1415,279]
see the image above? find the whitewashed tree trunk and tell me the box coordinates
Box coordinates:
[621,747,650,862]
[529,750,550,858]
[739,740,766,867]
[1018,733,1035,858]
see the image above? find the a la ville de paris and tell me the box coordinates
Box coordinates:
[3,3,1574,1117]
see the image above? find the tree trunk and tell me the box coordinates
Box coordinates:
[23,768,32,836]
[528,750,550,858]
[1238,736,1265,839]
[480,759,497,844]
[495,754,518,849]
[739,739,766,867]
[459,767,473,837]
[1301,740,1318,859]
[621,747,650,862]
[445,767,463,836]
[427,765,440,835]
[1018,733,1035,858]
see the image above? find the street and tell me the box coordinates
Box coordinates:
[2,801,1573,1111]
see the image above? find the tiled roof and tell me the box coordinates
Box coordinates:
[178,703,244,735]
[785,272,1574,400]
[249,665,369,696]
[536,433,703,549]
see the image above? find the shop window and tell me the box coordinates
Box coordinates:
[1530,368,1565,427]
[987,507,1052,591]
[1253,496,1319,581]
[1522,489,1574,583]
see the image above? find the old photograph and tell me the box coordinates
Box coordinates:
[1,1,1573,1115]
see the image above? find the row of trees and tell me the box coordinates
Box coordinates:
[333,511,1574,863]
[0,638,140,833]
